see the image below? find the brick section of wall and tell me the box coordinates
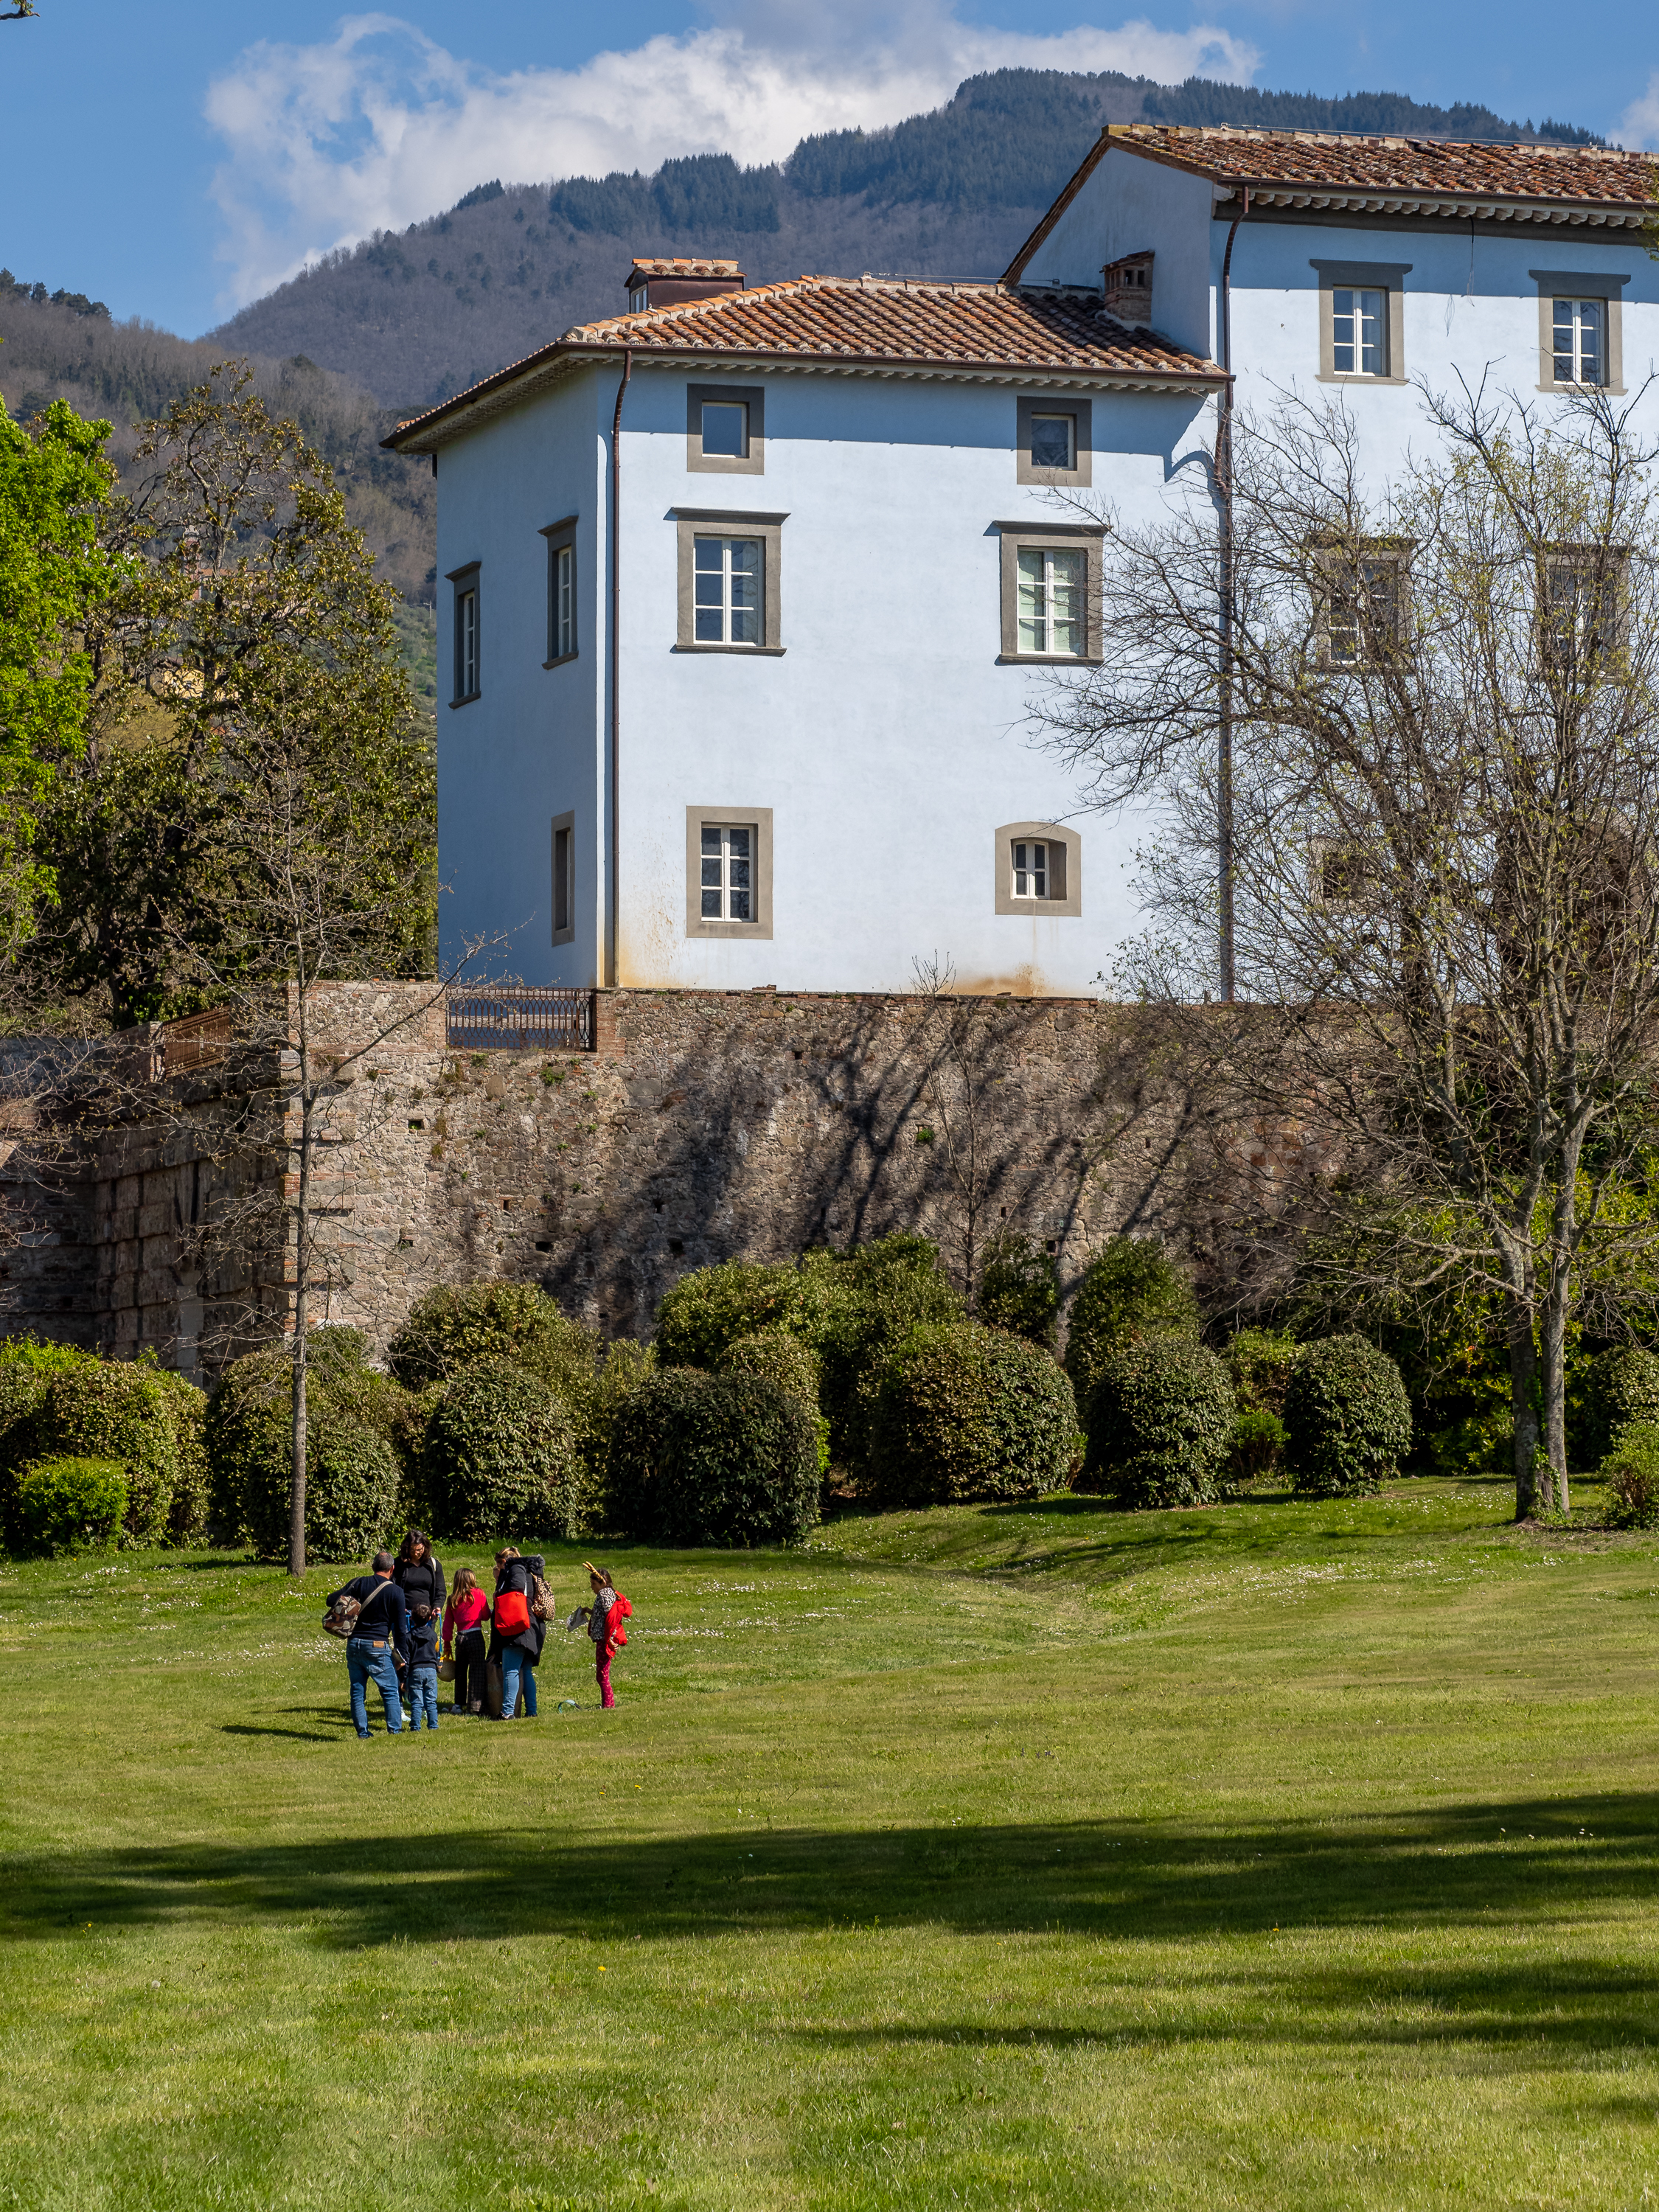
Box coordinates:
[0,984,1262,1370]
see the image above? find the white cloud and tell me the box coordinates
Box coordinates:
[1613,73,1659,150]
[205,4,1259,311]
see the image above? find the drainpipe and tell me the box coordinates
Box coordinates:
[608,347,632,989]
[1216,187,1248,1004]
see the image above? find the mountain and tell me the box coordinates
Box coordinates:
[210,68,1603,408]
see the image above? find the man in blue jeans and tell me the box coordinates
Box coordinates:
[328,1552,409,1738]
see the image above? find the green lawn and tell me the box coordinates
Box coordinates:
[4,1478,1659,2209]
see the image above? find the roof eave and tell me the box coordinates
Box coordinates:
[1214,183,1653,225]
[383,334,1224,450]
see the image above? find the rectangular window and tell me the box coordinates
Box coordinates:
[1313,260,1408,386]
[686,383,765,474]
[1016,396,1091,487]
[1012,840,1048,899]
[700,824,752,921]
[551,809,575,945]
[1018,547,1084,657]
[694,535,762,646]
[1323,550,1404,668]
[448,564,481,703]
[995,821,1079,916]
[555,546,574,658]
[1533,271,1627,394]
[1544,550,1625,672]
[685,806,773,938]
[1552,297,1604,387]
[1332,288,1384,377]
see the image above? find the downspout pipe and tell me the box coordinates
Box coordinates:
[608,347,632,990]
[1216,187,1248,1004]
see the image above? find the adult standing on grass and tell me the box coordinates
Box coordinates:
[490,1545,538,1722]
[442,1566,489,1715]
[392,1530,445,1620]
[328,1551,409,1739]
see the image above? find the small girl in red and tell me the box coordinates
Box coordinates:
[442,1568,490,1715]
[574,1562,630,1709]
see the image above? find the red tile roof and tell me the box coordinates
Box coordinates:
[384,274,1220,449]
[1006,124,1658,280]
[1112,122,1658,205]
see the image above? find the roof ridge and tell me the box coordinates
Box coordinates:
[1110,119,1643,157]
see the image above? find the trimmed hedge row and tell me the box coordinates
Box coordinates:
[610,1368,821,1546]
[0,1341,209,1554]
[863,1321,1077,1507]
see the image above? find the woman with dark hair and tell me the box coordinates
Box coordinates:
[393,1529,445,1621]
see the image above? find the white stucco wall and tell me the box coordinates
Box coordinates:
[1019,145,1214,361]
[437,356,1216,995]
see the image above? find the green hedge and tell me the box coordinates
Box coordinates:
[1283,1336,1413,1498]
[1583,1347,1659,1466]
[609,1368,821,1546]
[720,1328,829,1476]
[653,1262,805,1370]
[796,1235,964,1467]
[420,1357,586,1542]
[976,1232,1060,1348]
[1225,1329,1302,1416]
[1063,1239,1200,1412]
[12,1456,127,1557]
[388,1283,599,1398]
[1078,1337,1236,1508]
[28,1361,181,1546]
[206,1345,405,1562]
[1599,1420,1659,1529]
[863,1322,1076,1506]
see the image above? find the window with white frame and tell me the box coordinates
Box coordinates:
[1552,297,1604,387]
[1012,839,1048,899]
[994,820,1079,916]
[449,565,480,703]
[1544,548,1626,672]
[700,401,748,459]
[1332,288,1385,377]
[1321,546,1405,668]
[554,545,574,659]
[700,824,754,922]
[694,535,762,646]
[551,810,575,945]
[1029,414,1074,471]
[1017,546,1085,657]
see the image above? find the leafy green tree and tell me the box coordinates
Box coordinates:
[0,394,117,950]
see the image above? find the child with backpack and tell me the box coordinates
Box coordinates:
[405,1601,441,1731]
[572,1562,631,1710]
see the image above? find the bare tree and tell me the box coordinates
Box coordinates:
[911,954,998,1305]
[1034,378,1659,1518]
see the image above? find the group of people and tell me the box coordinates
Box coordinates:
[326,1529,628,1739]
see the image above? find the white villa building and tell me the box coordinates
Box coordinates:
[386,126,1658,996]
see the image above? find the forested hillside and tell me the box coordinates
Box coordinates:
[212,68,1599,407]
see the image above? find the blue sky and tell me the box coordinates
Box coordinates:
[3,0,1655,338]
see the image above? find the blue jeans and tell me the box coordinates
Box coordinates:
[347,1638,404,1735]
[408,1665,439,1731]
[499,1645,538,1719]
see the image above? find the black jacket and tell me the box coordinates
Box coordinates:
[328,1576,408,1662]
[405,1610,441,1669]
[393,1553,445,1618]
[488,1559,540,1658]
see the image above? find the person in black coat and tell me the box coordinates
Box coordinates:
[489,1546,539,1721]
[393,1529,445,1618]
[327,1551,409,1738]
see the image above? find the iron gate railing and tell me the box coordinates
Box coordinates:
[446,986,596,1052]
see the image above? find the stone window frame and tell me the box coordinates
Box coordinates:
[1016,394,1093,487]
[995,521,1105,665]
[685,804,773,940]
[447,561,481,706]
[672,508,787,655]
[1531,269,1628,396]
[540,515,577,669]
[686,381,766,476]
[995,820,1082,919]
[1314,538,1411,671]
[551,808,575,946]
[1311,260,1411,388]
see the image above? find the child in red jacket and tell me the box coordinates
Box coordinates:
[572,1562,630,1709]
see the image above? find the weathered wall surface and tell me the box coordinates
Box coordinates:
[0,983,1271,1371]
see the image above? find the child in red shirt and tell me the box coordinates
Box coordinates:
[442,1568,490,1715]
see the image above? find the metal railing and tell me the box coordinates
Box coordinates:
[446,986,596,1052]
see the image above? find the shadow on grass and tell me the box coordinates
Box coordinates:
[7,1793,1658,2000]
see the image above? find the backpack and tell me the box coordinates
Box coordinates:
[527,1567,555,1623]
[321,1595,361,1641]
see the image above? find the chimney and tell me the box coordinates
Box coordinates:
[625,258,745,314]
[1102,252,1154,327]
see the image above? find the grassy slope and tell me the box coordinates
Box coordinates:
[3,1478,1658,2209]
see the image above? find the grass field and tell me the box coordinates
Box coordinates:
[4,1476,1659,2210]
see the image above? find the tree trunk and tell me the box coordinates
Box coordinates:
[287,1036,312,1581]
[1540,1278,1571,1517]
[1508,1293,1542,1520]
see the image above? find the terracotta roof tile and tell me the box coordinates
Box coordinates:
[1113,122,1656,206]
[385,274,1220,448]
[628,257,742,278]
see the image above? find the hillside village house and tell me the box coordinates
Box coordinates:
[385,126,1659,998]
